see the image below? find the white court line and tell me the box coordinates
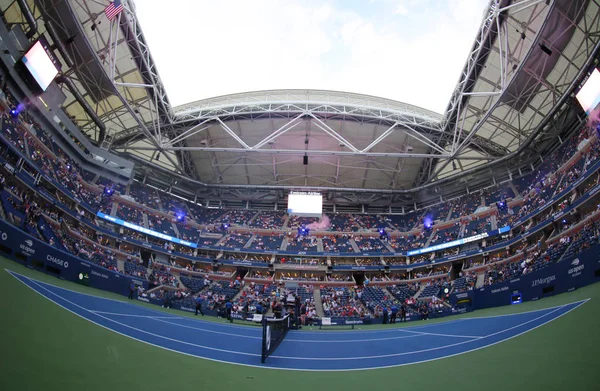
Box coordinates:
[295,300,588,335]
[90,311,177,320]
[396,329,482,339]
[150,317,263,340]
[1,269,255,331]
[270,300,588,361]
[7,268,582,336]
[19,274,262,358]
[6,269,591,372]
[152,317,426,343]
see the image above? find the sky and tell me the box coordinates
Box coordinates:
[134,0,491,114]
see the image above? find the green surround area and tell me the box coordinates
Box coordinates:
[0,255,599,391]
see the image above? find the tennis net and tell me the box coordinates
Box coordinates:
[261,315,290,363]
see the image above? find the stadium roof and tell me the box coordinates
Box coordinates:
[5,0,600,205]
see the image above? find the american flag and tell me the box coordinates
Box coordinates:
[105,0,124,21]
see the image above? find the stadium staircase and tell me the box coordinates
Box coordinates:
[246,211,260,226]
[231,286,246,302]
[316,238,324,252]
[413,285,427,299]
[280,237,289,251]
[509,182,521,199]
[22,135,30,158]
[171,269,184,288]
[349,239,360,253]
[423,230,435,248]
[380,286,396,301]
[171,223,180,238]
[117,258,125,273]
[490,214,498,230]
[110,202,118,216]
[412,211,427,230]
[142,212,149,228]
[476,273,486,288]
[244,234,257,248]
[312,288,325,317]
[215,235,229,247]
[282,215,290,229]
[381,241,395,252]
[125,183,131,196]
[458,223,466,238]
[445,207,454,222]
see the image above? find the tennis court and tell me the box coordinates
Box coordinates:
[7,269,589,371]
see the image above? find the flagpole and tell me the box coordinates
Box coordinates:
[111,11,122,81]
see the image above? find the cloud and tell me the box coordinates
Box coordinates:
[134,0,490,114]
[394,3,409,15]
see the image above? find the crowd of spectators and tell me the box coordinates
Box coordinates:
[321,287,367,317]
[4,84,600,324]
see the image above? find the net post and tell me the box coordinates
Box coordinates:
[261,316,267,363]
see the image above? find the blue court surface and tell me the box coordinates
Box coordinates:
[8,269,589,371]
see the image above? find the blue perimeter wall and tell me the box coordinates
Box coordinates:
[1,218,599,325]
[0,219,148,296]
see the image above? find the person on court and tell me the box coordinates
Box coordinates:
[225,299,233,323]
[390,304,398,324]
[195,295,204,316]
[128,281,136,300]
[273,300,283,319]
[400,304,407,322]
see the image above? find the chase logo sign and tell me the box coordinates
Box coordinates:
[46,255,68,269]
[0,231,6,241]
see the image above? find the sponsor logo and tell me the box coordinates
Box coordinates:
[46,255,68,268]
[531,275,556,287]
[0,231,7,241]
[19,240,35,255]
[232,261,253,266]
[510,278,521,283]
[180,306,195,312]
[91,270,109,279]
[568,258,584,277]
[455,293,469,299]
[345,320,364,325]
[491,286,509,294]
[266,325,272,351]
[571,258,580,266]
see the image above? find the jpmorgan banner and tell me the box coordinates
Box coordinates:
[472,246,600,310]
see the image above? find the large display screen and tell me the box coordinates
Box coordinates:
[576,68,600,113]
[287,192,322,217]
[22,40,59,92]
